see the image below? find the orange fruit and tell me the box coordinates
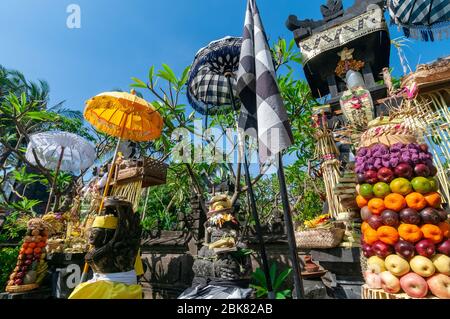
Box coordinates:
[356,195,369,208]
[363,227,378,245]
[377,226,399,245]
[368,198,386,215]
[384,193,407,212]
[398,224,423,243]
[421,224,443,244]
[438,222,450,238]
[424,192,442,208]
[405,192,427,211]
[361,221,370,233]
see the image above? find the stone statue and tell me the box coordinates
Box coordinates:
[179,194,252,299]
[69,197,143,299]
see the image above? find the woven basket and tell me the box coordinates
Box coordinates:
[295,227,345,249]
[361,285,438,299]
[5,283,39,293]
[114,157,168,187]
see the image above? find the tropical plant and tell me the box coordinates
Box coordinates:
[250,263,292,299]
[0,247,20,291]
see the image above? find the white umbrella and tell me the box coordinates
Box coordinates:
[26,131,96,213]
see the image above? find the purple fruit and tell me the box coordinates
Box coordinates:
[368,215,384,230]
[372,240,393,258]
[357,173,366,184]
[436,209,448,222]
[377,167,394,183]
[381,210,400,227]
[395,240,415,260]
[360,206,372,221]
[428,165,438,176]
[415,239,436,258]
[436,239,450,256]
[399,208,421,225]
[364,170,378,184]
[420,207,441,225]
[414,163,430,177]
[362,243,375,258]
[394,162,413,179]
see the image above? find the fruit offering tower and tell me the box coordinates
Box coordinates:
[357,118,450,299]
[5,218,49,293]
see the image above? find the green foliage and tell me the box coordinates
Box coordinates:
[250,263,292,299]
[0,247,20,291]
[0,212,29,241]
[139,168,191,231]
[285,170,324,223]
[0,197,40,241]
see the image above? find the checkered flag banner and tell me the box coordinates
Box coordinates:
[237,0,294,164]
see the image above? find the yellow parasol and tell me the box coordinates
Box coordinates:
[84,90,163,212]
[80,90,162,283]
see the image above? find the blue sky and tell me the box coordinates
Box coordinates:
[1,0,449,113]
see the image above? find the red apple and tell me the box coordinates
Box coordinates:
[394,162,413,179]
[416,239,436,258]
[372,240,394,258]
[420,207,441,225]
[414,163,431,177]
[381,210,400,227]
[400,272,428,298]
[399,208,421,225]
[380,271,401,293]
[362,243,375,258]
[377,167,394,183]
[436,239,450,256]
[426,274,450,299]
[364,170,378,184]
[368,215,384,230]
[395,240,415,260]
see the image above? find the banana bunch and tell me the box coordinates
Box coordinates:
[209,194,232,212]
[35,260,48,284]
[304,214,331,229]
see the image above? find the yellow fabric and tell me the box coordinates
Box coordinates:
[68,280,142,299]
[84,91,163,142]
[134,249,144,276]
[92,215,118,229]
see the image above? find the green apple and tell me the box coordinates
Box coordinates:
[411,177,432,194]
[359,183,374,199]
[373,182,391,198]
[428,177,439,192]
[390,178,413,196]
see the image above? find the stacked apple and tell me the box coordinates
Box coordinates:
[356,143,450,299]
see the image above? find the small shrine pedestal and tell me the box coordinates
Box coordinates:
[308,247,364,299]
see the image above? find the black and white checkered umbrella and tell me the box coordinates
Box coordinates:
[187,36,242,115]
